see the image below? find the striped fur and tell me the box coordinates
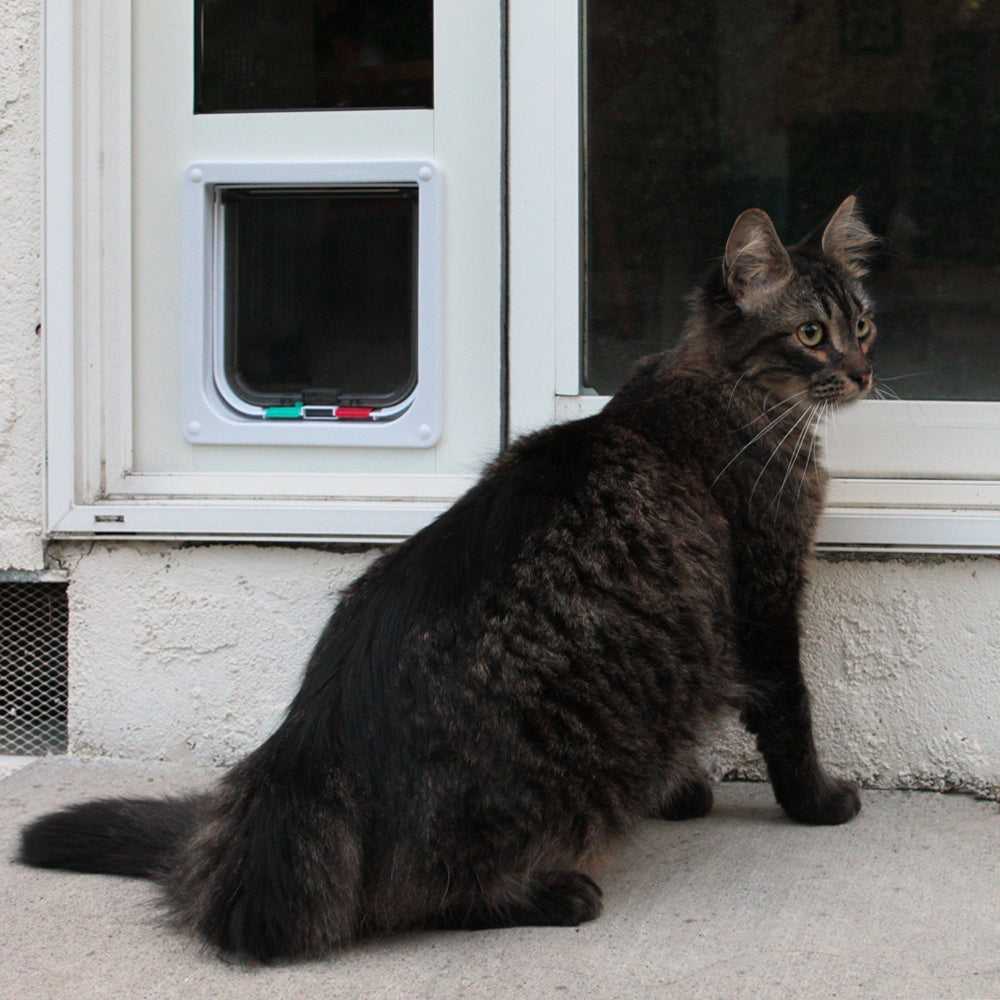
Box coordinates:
[20,200,872,962]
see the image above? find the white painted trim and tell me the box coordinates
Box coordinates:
[819,509,1000,553]
[553,393,606,422]
[75,0,133,500]
[105,473,478,501]
[42,0,75,531]
[508,0,559,436]
[827,479,1000,510]
[46,0,135,520]
[552,394,1000,545]
[101,0,134,488]
[76,4,102,500]
[553,0,581,396]
[44,498,1000,553]
[49,499,451,543]
[555,396,1000,501]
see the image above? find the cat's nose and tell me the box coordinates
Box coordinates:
[848,369,872,391]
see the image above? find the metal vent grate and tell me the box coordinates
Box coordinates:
[0,583,69,754]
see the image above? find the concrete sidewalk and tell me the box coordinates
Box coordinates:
[2,758,997,1000]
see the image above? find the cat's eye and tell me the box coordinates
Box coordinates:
[856,317,873,341]
[796,322,824,348]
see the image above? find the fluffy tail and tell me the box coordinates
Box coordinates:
[19,795,202,880]
[164,772,363,961]
[19,768,363,962]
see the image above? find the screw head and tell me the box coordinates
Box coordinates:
[189,167,203,183]
[418,423,433,442]
[186,420,201,437]
[418,165,433,182]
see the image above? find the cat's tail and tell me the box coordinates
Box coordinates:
[19,794,204,879]
[19,764,364,962]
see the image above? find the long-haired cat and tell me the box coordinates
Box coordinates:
[20,196,878,962]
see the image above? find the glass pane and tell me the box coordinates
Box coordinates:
[196,0,433,112]
[584,1,1000,400]
[223,187,418,408]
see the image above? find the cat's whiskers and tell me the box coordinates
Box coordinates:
[879,370,930,383]
[772,403,819,514]
[712,398,806,487]
[873,378,933,424]
[725,371,749,413]
[794,401,828,505]
[748,404,814,507]
[753,387,810,421]
[738,389,809,433]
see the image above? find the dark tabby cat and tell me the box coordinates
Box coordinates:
[20,196,878,962]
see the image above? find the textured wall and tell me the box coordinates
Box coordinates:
[53,543,379,765]
[710,557,1000,799]
[53,542,1000,798]
[0,0,43,570]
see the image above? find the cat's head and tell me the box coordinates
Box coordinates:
[692,196,879,406]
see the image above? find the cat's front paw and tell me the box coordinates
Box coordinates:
[781,776,861,826]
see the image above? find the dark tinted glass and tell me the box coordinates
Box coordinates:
[196,0,433,112]
[223,187,418,408]
[584,0,1000,399]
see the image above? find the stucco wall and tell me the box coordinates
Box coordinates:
[49,542,999,799]
[713,556,1000,799]
[50,543,380,764]
[0,0,42,570]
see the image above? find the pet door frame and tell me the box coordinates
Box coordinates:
[182,160,442,449]
[507,0,1000,554]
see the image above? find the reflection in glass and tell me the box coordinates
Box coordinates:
[222,187,418,408]
[196,0,433,113]
[584,0,1000,399]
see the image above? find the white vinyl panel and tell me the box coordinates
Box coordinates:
[74,2,105,501]
[43,0,76,527]
[552,0,581,396]
[556,396,1000,481]
[127,0,500,484]
[51,498,453,542]
[508,0,559,436]
[822,401,1000,479]
[428,0,503,476]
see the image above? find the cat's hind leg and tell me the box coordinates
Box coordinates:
[433,870,603,931]
[655,773,714,821]
[647,763,715,821]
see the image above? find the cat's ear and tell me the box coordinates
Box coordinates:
[821,195,879,278]
[723,208,794,309]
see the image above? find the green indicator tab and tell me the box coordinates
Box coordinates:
[264,404,303,420]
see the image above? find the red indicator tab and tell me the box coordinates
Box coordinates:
[334,406,375,420]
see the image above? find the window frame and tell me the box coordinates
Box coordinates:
[508,0,1000,554]
[44,0,500,542]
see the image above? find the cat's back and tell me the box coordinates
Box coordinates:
[489,395,728,580]
[294,390,733,726]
